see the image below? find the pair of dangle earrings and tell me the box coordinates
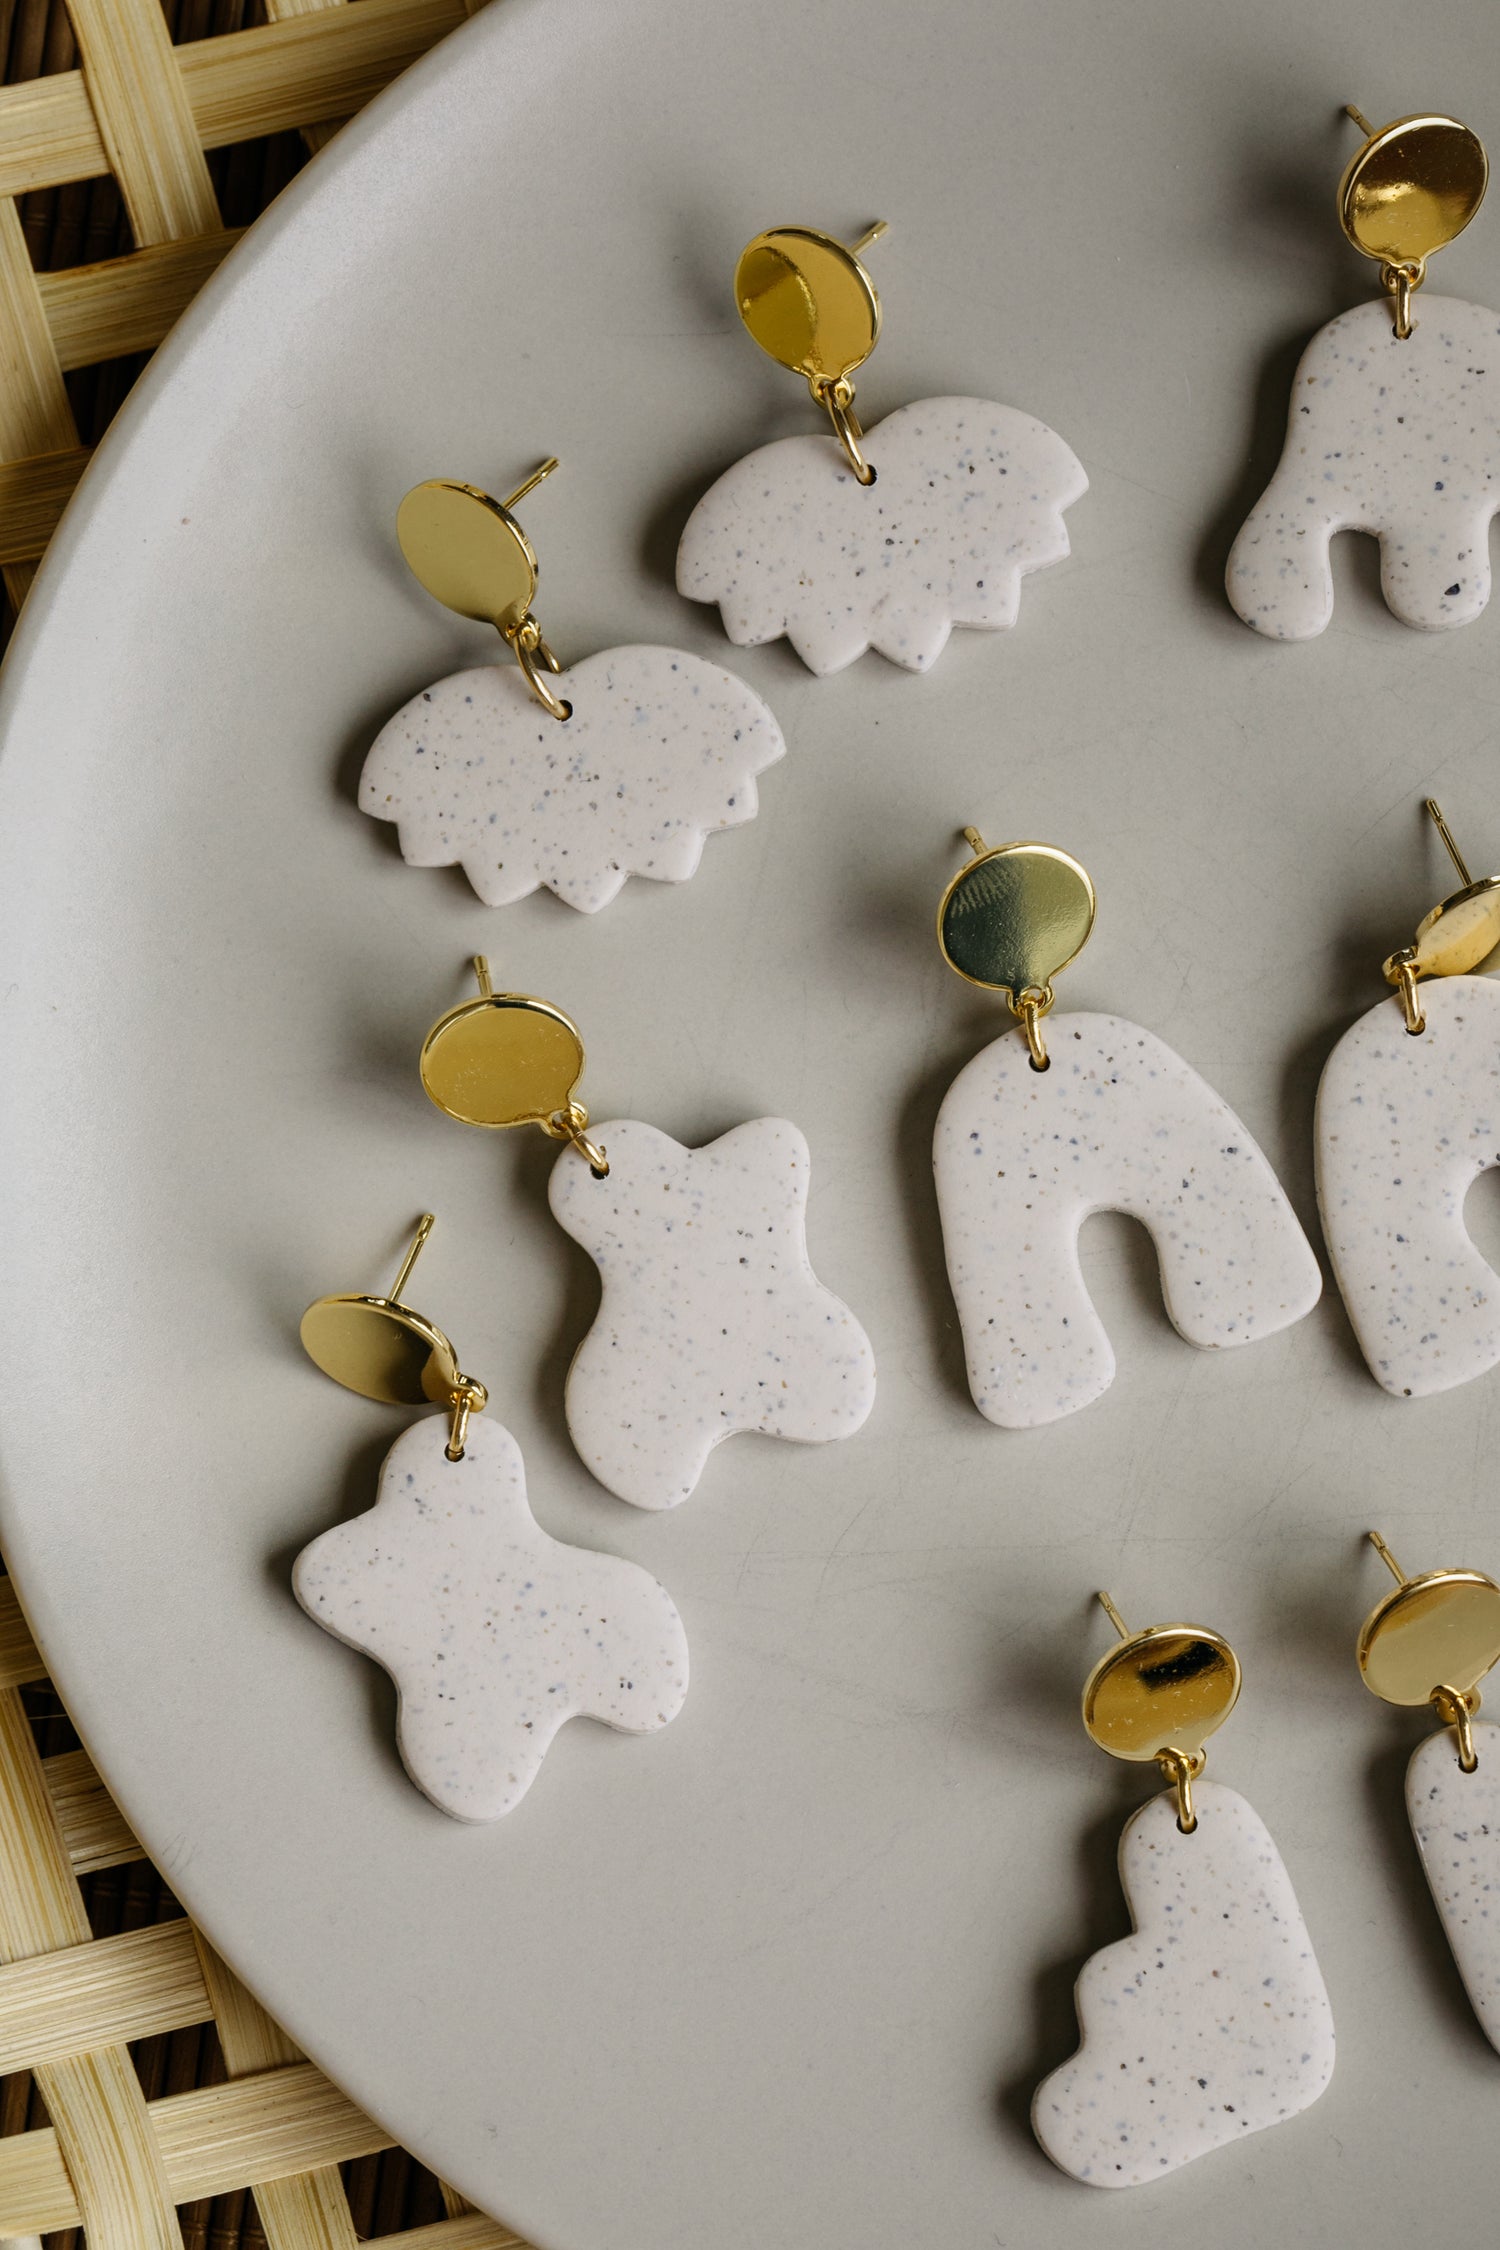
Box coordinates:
[292,966,877,1819]
[1035,1534,1500,2189]
[361,223,1085,912]
[1230,105,1499,637]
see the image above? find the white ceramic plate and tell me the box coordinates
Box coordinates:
[3,3,1500,2244]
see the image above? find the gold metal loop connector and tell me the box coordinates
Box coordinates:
[1340,107,1488,338]
[420,959,610,1178]
[734,222,888,484]
[395,458,573,722]
[1155,1746,1205,1836]
[299,1215,488,1465]
[1357,1531,1500,1774]
[1380,799,1500,1031]
[1016,987,1052,1071]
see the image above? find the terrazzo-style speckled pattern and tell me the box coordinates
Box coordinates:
[1033,1781,1335,2188]
[359,645,784,911]
[933,1014,1321,1427]
[1227,295,1500,638]
[1316,976,1500,1398]
[548,1117,876,1509]
[292,1415,689,1821]
[675,395,1086,674]
[1407,1722,1500,2052]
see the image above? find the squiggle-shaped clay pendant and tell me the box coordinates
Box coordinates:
[676,396,1086,674]
[293,1415,689,1820]
[1033,1782,1335,2187]
[1227,296,1500,638]
[360,645,784,912]
[933,1013,1321,1427]
[1407,1722,1500,2052]
[1316,976,1500,1398]
[549,1117,876,1508]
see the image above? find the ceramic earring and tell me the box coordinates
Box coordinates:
[290,1215,689,1821]
[418,959,876,1507]
[1357,1531,1500,2051]
[1228,107,1496,637]
[1033,1591,1335,2188]
[930,830,1321,1426]
[1316,798,1500,1398]
[676,223,1086,674]
[362,457,785,910]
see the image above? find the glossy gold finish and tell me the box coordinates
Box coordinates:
[734,224,888,483]
[937,832,1096,1070]
[1381,800,1500,1027]
[1083,1593,1241,1836]
[420,959,609,1176]
[1358,1532,1500,1773]
[299,1214,489,1460]
[1339,109,1487,336]
[395,460,572,721]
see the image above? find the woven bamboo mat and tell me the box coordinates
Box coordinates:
[0,3,532,2243]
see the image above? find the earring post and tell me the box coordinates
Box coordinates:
[1345,104,1376,136]
[501,457,559,513]
[1368,1530,1409,1586]
[962,826,988,857]
[1424,798,1474,888]
[389,1213,435,1305]
[850,221,889,255]
[1096,1590,1130,1639]
[473,956,494,1000]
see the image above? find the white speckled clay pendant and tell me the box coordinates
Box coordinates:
[1316,800,1500,1398]
[1034,1594,1335,2188]
[931,832,1320,1428]
[292,1217,688,1821]
[362,461,783,909]
[1356,1533,1500,2051]
[419,961,875,1508]
[1227,109,1494,638]
[676,224,1085,674]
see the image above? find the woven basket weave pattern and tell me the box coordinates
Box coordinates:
[0,2,526,2241]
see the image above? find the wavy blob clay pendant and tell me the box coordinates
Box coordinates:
[1316,799,1500,1398]
[1035,1596,1334,2188]
[550,1117,876,1508]
[1356,1532,1500,2054]
[296,1415,689,1821]
[677,225,1084,674]
[1228,110,1494,638]
[418,963,876,1509]
[364,463,782,910]
[930,833,1319,1427]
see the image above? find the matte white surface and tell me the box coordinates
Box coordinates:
[1034,1781,1335,2187]
[360,645,784,910]
[293,1414,689,1820]
[1407,1722,1500,2052]
[1227,297,1500,637]
[933,1013,1321,1425]
[676,396,1085,672]
[4,3,1500,2246]
[1316,978,1500,1398]
[549,1117,875,1508]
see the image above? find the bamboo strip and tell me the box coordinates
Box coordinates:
[262,0,348,155]
[0,1582,44,1692]
[43,1748,140,1874]
[36,225,244,368]
[65,0,220,246]
[0,0,468,200]
[0,198,70,455]
[0,445,89,566]
[385,2220,525,2250]
[0,1918,209,2073]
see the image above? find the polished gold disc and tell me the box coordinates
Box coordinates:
[1410,877,1500,978]
[1339,114,1488,267]
[938,841,1096,999]
[299,1294,460,1407]
[735,227,881,385]
[396,479,537,633]
[1359,1570,1500,1705]
[420,991,585,1130]
[1083,1625,1241,1764]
